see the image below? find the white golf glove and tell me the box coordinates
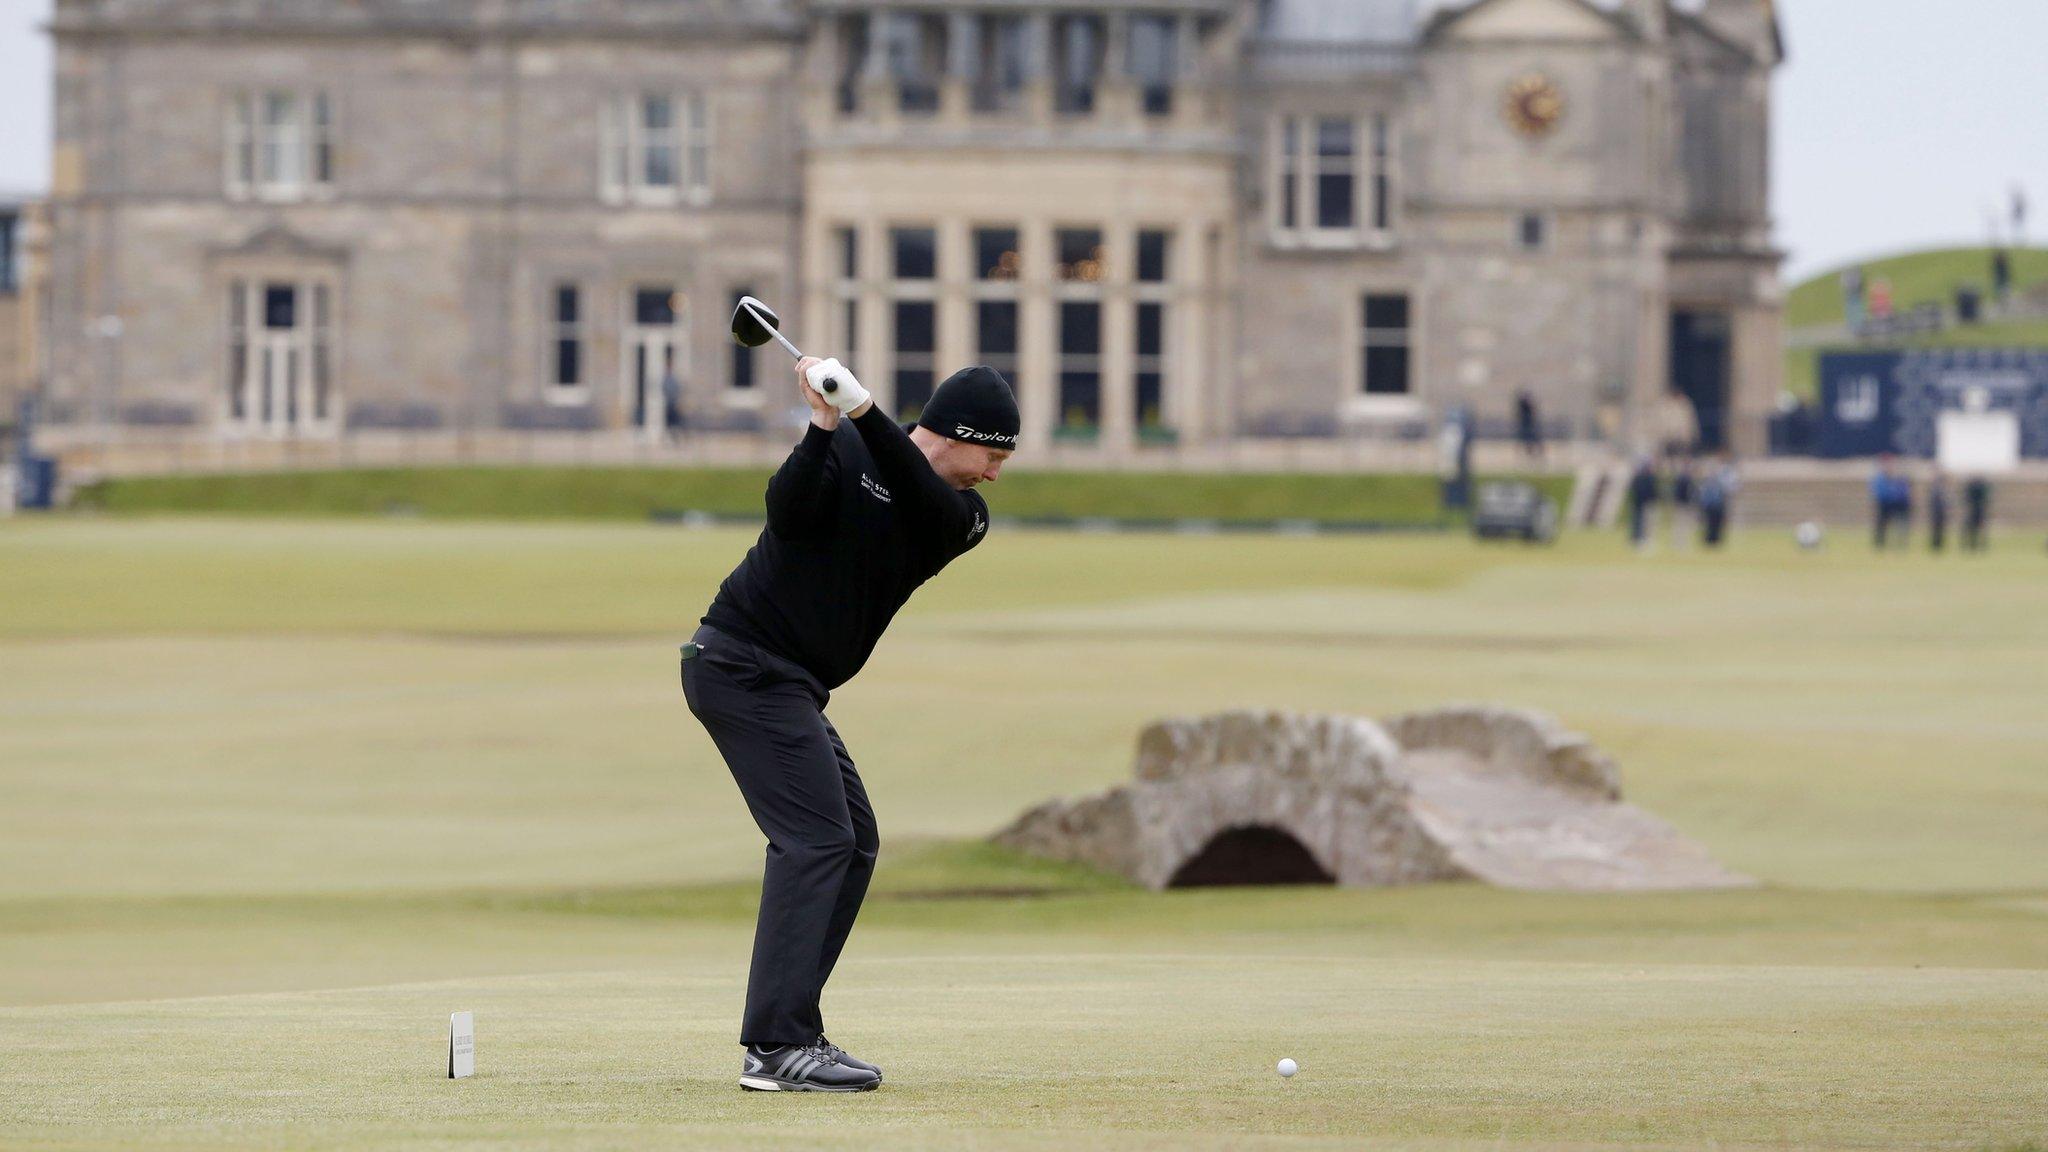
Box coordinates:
[805,358,870,414]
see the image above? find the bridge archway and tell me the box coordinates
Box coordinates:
[1165,825,1337,888]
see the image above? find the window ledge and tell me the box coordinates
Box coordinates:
[545,387,591,408]
[1342,395,1424,420]
[722,388,766,409]
[1270,229,1398,253]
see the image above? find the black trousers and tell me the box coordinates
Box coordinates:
[681,625,878,1048]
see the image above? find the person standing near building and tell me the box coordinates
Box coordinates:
[661,350,685,445]
[1626,455,1660,552]
[1927,472,1952,553]
[1698,453,1738,549]
[1871,455,1911,550]
[1515,390,1543,460]
[1841,265,1867,333]
[1437,406,1473,514]
[682,356,1016,1092]
[1963,476,1992,552]
[1667,454,1698,551]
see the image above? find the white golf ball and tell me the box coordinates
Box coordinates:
[1796,521,1823,550]
[1277,1058,1298,1078]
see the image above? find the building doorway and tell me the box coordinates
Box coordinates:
[227,279,333,436]
[1670,310,1732,452]
[626,286,684,438]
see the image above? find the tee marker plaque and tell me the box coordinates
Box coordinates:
[448,1011,475,1079]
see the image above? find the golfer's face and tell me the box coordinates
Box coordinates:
[947,443,1010,490]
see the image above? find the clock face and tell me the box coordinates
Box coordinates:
[1504,74,1566,139]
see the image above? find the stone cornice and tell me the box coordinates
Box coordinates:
[50,0,802,43]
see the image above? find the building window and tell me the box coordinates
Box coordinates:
[890,225,937,417]
[226,90,333,200]
[976,227,1020,281]
[1371,115,1393,232]
[1135,302,1166,429]
[886,12,945,115]
[225,278,335,432]
[1276,114,1395,242]
[1314,118,1355,230]
[1136,229,1171,284]
[894,301,936,418]
[1129,15,1177,117]
[1055,15,1105,115]
[602,92,710,206]
[1361,294,1412,396]
[730,287,756,390]
[1058,301,1102,430]
[833,226,860,373]
[1519,212,1548,251]
[1056,228,1105,283]
[626,286,685,431]
[973,16,1029,113]
[0,211,17,293]
[892,227,937,280]
[974,225,1022,388]
[837,14,869,114]
[552,284,583,392]
[977,301,1019,391]
[1135,229,1172,430]
[838,226,860,281]
[1280,119,1300,230]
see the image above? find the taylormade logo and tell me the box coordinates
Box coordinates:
[953,425,1014,446]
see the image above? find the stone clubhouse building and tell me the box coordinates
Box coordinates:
[37,0,1783,463]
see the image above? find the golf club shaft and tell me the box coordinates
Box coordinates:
[742,301,839,394]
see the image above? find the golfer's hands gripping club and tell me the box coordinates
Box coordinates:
[795,357,872,429]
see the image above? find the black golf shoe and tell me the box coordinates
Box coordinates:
[739,1043,880,1092]
[816,1034,882,1081]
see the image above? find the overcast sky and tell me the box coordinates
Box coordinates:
[1,0,2042,280]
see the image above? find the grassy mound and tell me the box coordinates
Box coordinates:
[1785,246,2048,329]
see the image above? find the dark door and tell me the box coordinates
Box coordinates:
[1670,310,1732,452]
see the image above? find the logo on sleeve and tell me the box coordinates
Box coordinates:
[860,473,893,503]
[969,510,986,539]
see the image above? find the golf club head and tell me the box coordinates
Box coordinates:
[730,296,781,349]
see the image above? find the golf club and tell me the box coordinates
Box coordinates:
[731,295,843,395]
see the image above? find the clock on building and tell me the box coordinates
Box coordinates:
[1504,74,1566,139]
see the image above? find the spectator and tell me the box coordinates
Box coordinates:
[660,349,684,444]
[1927,472,1951,553]
[1515,390,1543,460]
[1626,455,1660,552]
[1992,248,2014,307]
[1667,454,1698,551]
[1438,407,1473,513]
[1869,278,1895,322]
[1698,453,1738,549]
[1963,476,1992,553]
[1870,455,1911,549]
[1841,265,1867,333]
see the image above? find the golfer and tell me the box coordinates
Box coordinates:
[681,354,1016,1092]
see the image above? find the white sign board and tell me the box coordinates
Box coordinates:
[1937,411,2020,474]
[449,1011,475,1079]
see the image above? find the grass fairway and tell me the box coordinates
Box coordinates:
[2,518,2046,1150]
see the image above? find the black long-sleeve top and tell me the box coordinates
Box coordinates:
[702,408,990,691]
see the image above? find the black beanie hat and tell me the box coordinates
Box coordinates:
[916,366,1020,450]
